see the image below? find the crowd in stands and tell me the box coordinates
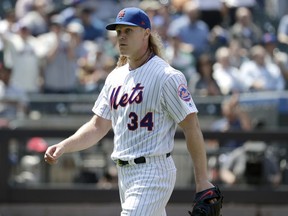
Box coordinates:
[1,0,287,120]
[0,0,287,98]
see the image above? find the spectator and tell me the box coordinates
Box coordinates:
[153,3,173,47]
[220,141,281,186]
[209,25,230,53]
[262,33,280,59]
[210,94,252,149]
[228,38,249,68]
[0,21,42,93]
[14,0,34,20]
[192,53,222,96]
[194,0,224,30]
[69,6,105,41]
[165,35,196,85]
[207,93,252,183]
[262,33,288,89]
[57,0,83,26]
[265,0,288,19]
[77,30,118,94]
[229,7,262,49]
[222,0,257,26]
[81,0,121,23]
[139,0,162,29]
[277,12,288,46]
[170,0,190,14]
[140,0,171,47]
[239,45,285,92]
[0,8,17,60]
[103,29,119,61]
[18,0,51,36]
[217,0,231,28]
[0,8,17,34]
[0,62,29,127]
[167,1,210,59]
[77,57,98,93]
[213,46,245,95]
[77,41,115,93]
[37,15,86,94]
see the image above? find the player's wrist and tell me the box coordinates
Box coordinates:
[194,179,215,193]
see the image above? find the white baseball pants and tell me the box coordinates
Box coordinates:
[117,155,177,216]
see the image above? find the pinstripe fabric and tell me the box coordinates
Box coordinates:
[92,56,197,161]
[92,55,197,215]
[118,155,176,216]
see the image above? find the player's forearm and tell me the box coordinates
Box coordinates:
[59,124,98,153]
[180,114,210,184]
[60,116,111,153]
[186,129,209,184]
[46,41,60,62]
[278,33,288,45]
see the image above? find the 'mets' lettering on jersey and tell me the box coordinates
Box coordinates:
[110,83,144,110]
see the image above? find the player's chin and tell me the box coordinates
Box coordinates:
[118,46,129,55]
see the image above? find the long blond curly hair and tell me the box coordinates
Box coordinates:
[116,31,166,68]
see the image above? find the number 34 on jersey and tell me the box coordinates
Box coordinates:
[110,83,153,131]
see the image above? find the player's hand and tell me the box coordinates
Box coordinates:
[44,144,64,165]
[188,186,223,216]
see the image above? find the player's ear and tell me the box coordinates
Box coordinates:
[144,28,150,38]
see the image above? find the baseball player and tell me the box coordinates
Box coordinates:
[44,7,220,216]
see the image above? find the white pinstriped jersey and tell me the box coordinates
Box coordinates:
[92,55,198,161]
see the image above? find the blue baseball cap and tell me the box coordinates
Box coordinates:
[262,33,277,44]
[106,7,151,30]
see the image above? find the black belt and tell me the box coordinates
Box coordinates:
[116,153,171,167]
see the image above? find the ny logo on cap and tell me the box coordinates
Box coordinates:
[118,10,125,19]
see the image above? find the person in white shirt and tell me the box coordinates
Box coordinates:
[239,45,285,91]
[213,46,245,95]
[37,16,88,93]
[1,21,41,93]
[0,62,28,125]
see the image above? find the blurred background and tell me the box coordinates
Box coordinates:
[0,0,288,215]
